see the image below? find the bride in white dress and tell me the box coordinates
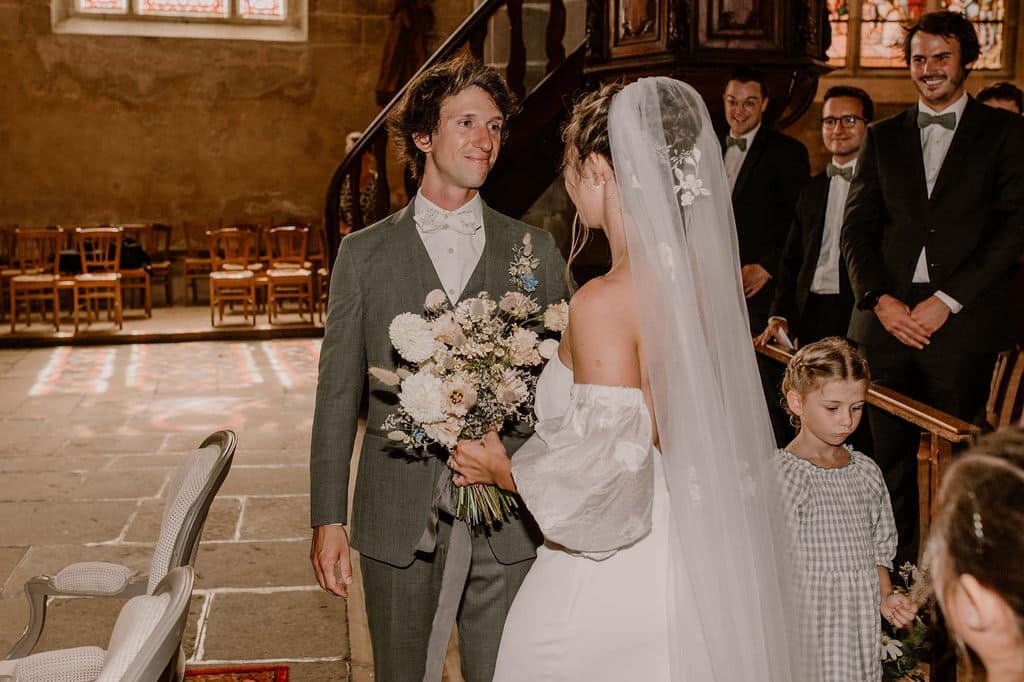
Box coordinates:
[450,78,813,681]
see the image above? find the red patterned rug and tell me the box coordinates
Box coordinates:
[185,665,289,681]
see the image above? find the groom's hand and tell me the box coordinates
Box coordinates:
[311,524,353,598]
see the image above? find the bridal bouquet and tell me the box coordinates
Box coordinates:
[370,288,569,527]
[882,562,934,682]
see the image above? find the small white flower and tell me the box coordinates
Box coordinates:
[389,313,437,364]
[538,338,560,360]
[425,289,448,312]
[458,296,496,319]
[880,635,903,662]
[399,371,446,424]
[522,233,533,256]
[423,418,462,450]
[508,327,541,366]
[543,301,569,332]
[496,369,529,405]
[498,292,538,319]
[368,367,401,386]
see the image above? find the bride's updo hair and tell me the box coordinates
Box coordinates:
[562,82,624,173]
[561,83,623,286]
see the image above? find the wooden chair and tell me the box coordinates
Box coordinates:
[73,227,123,332]
[183,222,215,304]
[208,228,256,326]
[1,225,21,322]
[986,346,1024,431]
[9,228,63,333]
[265,226,314,323]
[147,224,174,307]
[119,223,152,318]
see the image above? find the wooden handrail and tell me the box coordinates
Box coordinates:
[756,343,975,442]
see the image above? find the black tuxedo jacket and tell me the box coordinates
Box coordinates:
[722,127,810,329]
[770,172,853,331]
[841,97,1024,352]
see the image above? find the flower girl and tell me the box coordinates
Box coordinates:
[775,338,918,681]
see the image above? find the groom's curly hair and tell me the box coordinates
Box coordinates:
[387,54,519,181]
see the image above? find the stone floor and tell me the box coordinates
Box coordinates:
[0,338,465,681]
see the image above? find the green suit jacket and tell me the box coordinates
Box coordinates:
[310,200,570,568]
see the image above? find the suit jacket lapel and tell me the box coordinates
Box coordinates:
[901,107,930,212]
[732,127,767,200]
[805,174,830,268]
[392,201,445,312]
[460,202,512,302]
[929,97,980,203]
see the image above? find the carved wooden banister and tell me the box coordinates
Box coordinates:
[323,0,574,265]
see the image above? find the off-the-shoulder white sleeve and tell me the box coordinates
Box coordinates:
[511,384,655,559]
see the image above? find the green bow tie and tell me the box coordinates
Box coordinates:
[826,163,853,182]
[917,111,956,130]
[726,136,747,152]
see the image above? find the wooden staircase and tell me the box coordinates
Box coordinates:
[322,0,590,263]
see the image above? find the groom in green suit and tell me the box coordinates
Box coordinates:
[309,55,569,681]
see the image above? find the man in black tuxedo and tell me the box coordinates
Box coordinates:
[722,67,810,444]
[757,86,874,349]
[841,11,1024,565]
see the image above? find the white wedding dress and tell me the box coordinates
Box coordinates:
[492,353,703,681]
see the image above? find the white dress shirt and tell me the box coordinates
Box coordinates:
[724,124,760,191]
[912,92,968,313]
[414,191,486,304]
[810,158,856,295]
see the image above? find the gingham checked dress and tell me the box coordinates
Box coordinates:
[774,447,898,682]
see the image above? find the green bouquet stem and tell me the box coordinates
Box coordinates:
[453,479,519,527]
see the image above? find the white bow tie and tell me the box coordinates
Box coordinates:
[414,206,481,236]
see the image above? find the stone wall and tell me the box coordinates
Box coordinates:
[0,0,471,227]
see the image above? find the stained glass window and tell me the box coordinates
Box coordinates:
[240,0,286,20]
[77,0,128,13]
[824,0,1007,71]
[942,0,1005,68]
[859,0,923,67]
[826,0,850,66]
[136,0,228,17]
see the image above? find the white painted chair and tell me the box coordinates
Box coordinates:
[5,431,236,679]
[0,566,194,682]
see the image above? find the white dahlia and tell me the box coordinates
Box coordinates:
[398,371,446,424]
[389,313,437,363]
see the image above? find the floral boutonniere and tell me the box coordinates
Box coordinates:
[509,233,541,293]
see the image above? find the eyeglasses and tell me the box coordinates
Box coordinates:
[821,115,867,129]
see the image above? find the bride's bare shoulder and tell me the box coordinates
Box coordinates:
[567,273,640,385]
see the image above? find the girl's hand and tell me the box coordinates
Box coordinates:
[448,431,516,492]
[881,592,918,629]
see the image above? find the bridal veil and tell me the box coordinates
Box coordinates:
[609,77,812,681]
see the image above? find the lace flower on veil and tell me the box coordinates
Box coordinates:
[669,146,711,207]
